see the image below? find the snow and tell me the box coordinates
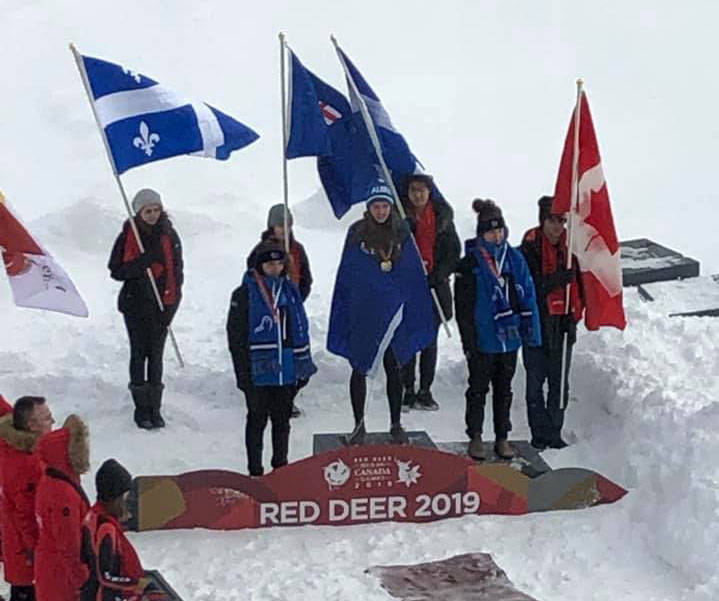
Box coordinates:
[2,1,719,599]
[1,199,718,600]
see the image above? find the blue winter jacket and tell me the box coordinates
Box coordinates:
[454,236,542,354]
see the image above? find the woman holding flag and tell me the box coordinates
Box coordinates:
[328,182,435,446]
[108,189,184,431]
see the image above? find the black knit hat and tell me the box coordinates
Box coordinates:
[96,459,132,502]
[253,241,287,268]
[538,195,554,225]
[473,198,505,235]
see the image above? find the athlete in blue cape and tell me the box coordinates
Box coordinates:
[327,183,435,444]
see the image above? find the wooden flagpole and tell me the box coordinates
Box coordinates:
[279,33,291,255]
[559,78,583,410]
[330,35,451,338]
[69,43,184,368]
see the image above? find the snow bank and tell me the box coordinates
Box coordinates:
[1,201,717,599]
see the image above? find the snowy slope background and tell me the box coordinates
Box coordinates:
[2,1,719,600]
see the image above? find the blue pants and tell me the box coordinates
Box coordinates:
[522,343,572,443]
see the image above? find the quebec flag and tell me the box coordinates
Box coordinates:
[285,49,378,218]
[81,54,259,174]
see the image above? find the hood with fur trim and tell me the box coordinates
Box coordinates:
[38,414,89,478]
[0,413,39,454]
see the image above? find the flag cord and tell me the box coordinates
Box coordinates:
[330,35,451,338]
[559,78,583,410]
[69,43,185,368]
[279,33,291,255]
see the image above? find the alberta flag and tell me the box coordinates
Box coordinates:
[79,53,259,174]
[285,49,378,218]
[336,47,420,183]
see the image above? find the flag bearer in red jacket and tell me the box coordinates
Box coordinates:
[35,415,90,601]
[519,196,584,450]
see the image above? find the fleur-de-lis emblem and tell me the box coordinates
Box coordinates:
[133,121,160,156]
[123,67,141,83]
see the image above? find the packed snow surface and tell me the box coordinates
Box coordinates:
[1,199,717,600]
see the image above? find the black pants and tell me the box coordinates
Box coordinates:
[401,337,438,392]
[465,351,518,440]
[10,585,35,601]
[350,349,403,427]
[124,314,169,385]
[522,343,573,443]
[244,385,294,476]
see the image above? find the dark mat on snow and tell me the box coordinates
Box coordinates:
[143,570,183,600]
[367,552,539,600]
[620,238,699,286]
[436,440,551,478]
[313,430,437,454]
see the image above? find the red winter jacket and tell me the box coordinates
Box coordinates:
[0,413,42,585]
[35,416,90,601]
[80,502,144,601]
[0,395,13,563]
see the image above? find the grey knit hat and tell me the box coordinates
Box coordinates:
[267,204,293,229]
[131,188,162,214]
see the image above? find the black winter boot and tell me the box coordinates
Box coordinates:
[130,383,153,430]
[148,383,165,428]
[389,423,409,445]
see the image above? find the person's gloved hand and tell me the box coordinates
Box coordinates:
[556,268,575,287]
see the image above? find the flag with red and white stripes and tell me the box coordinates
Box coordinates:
[552,91,626,331]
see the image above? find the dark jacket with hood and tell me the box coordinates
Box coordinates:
[246,229,312,301]
[35,415,91,601]
[0,413,42,585]
[108,213,184,324]
[402,197,460,321]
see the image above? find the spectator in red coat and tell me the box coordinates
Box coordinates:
[0,396,54,601]
[80,459,147,601]
[0,394,13,565]
[35,415,90,601]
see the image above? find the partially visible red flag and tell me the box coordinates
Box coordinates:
[553,91,626,331]
[0,191,88,317]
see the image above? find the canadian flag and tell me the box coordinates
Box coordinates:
[553,91,626,331]
[0,191,88,317]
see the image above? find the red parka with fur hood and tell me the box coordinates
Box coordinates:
[0,412,42,585]
[35,415,91,601]
[0,394,13,562]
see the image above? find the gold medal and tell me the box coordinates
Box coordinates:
[380,260,393,272]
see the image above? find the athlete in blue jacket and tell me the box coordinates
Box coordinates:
[454,199,541,460]
[227,241,317,476]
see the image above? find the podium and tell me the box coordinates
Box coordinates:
[127,430,626,532]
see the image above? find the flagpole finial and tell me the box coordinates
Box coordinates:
[330,34,338,46]
[279,32,285,42]
[576,78,584,87]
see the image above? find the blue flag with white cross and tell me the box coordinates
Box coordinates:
[80,54,259,174]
